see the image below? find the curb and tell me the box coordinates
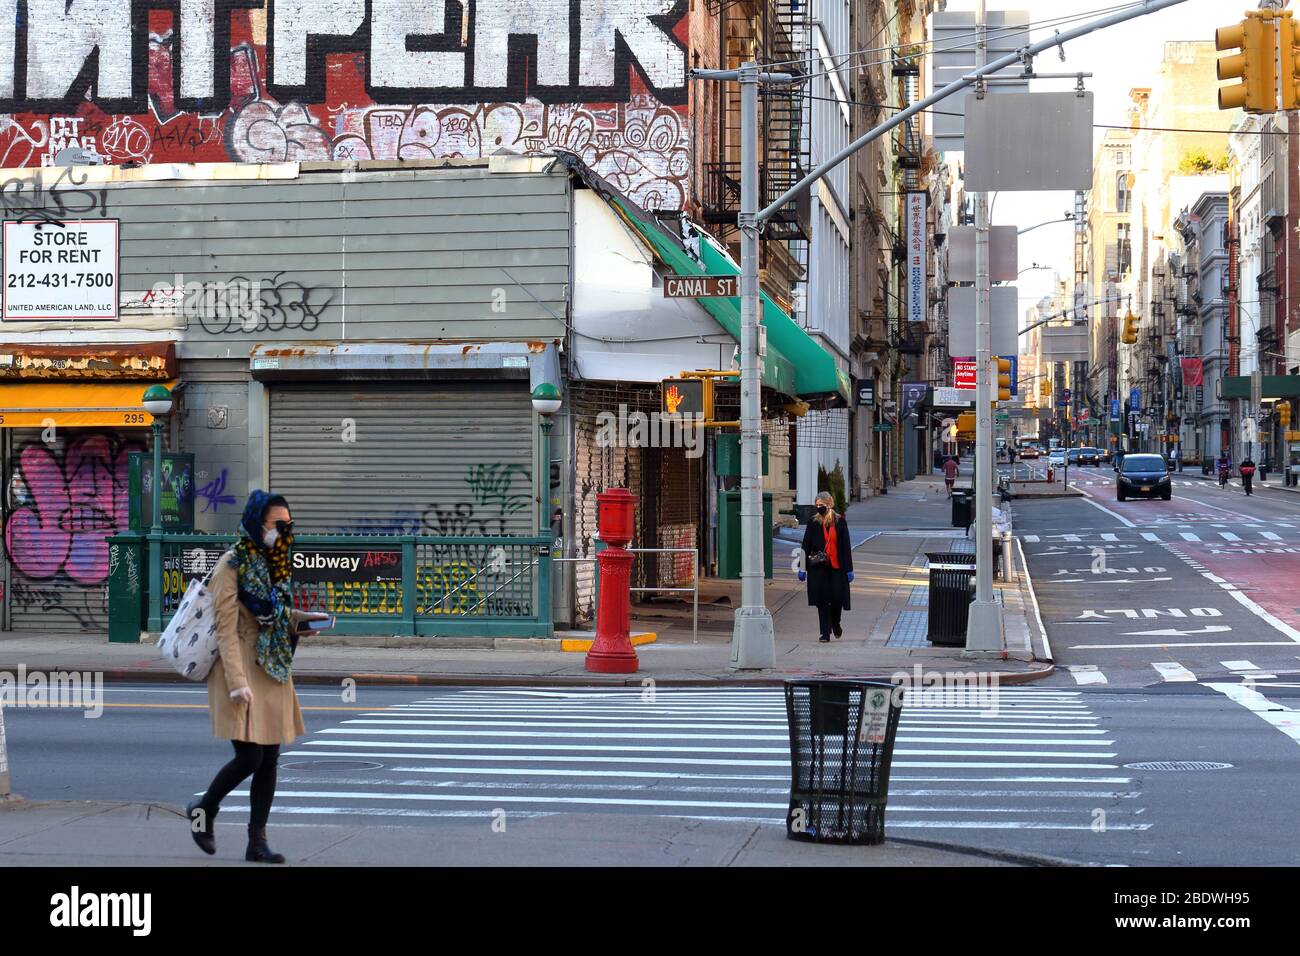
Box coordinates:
[0,663,1057,688]
[887,836,1083,867]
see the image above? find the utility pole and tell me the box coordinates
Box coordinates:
[967,0,1003,652]
[692,0,1192,669]
[731,62,775,669]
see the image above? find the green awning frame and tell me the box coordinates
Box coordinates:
[1220,375,1300,399]
[611,199,852,404]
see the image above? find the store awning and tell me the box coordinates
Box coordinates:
[609,199,851,404]
[0,380,179,427]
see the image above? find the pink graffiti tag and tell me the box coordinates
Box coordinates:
[5,435,141,584]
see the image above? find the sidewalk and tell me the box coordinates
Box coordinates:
[0,477,1051,686]
[0,799,1041,866]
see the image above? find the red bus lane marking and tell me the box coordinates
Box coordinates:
[1179,543,1300,633]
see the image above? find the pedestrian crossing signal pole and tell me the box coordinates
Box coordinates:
[967,0,1004,653]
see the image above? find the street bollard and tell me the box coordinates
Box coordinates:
[0,702,10,798]
[1001,532,1013,582]
[585,488,640,674]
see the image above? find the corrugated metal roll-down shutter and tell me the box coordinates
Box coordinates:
[268,384,535,537]
[4,426,151,632]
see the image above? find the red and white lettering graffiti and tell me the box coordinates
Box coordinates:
[5,434,143,585]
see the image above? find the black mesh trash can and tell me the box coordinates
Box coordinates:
[925,551,975,646]
[951,490,973,532]
[785,680,903,845]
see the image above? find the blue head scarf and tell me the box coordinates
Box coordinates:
[232,490,295,683]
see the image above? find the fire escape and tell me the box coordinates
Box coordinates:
[888,45,928,360]
[701,0,813,308]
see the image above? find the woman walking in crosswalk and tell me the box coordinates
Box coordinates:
[798,491,854,642]
[185,490,323,863]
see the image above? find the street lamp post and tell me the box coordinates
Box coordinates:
[530,383,562,538]
[531,383,562,640]
[142,385,173,632]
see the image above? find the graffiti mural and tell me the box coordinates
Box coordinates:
[6,433,144,585]
[0,3,690,209]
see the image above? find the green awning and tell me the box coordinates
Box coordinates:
[612,199,851,403]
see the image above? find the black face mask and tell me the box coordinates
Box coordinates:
[816,506,828,515]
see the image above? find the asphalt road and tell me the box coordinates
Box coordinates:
[5,680,1300,865]
[1011,462,1300,688]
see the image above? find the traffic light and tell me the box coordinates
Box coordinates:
[1039,379,1051,398]
[1280,402,1292,428]
[993,357,1012,402]
[1121,312,1139,345]
[957,411,976,439]
[1216,11,1277,113]
[1280,12,1300,110]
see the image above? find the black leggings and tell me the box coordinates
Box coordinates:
[816,602,843,638]
[198,740,281,828]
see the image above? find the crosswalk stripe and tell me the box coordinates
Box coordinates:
[1152,662,1197,682]
[260,688,1138,836]
[1262,532,1283,541]
[1141,532,1160,541]
[1219,532,1242,541]
[1221,660,1257,671]
[1100,533,1119,542]
[1024,534,1040,543]
[1066,665,1107,685]
[1180,532,1201,542]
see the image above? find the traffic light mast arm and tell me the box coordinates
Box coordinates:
[751,0,1194,224]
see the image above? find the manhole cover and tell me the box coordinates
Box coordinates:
[281,760,383,772]
[1123,760,1233,771]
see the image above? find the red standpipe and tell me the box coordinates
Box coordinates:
[585,488,640,674]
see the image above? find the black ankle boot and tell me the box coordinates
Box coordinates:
[246,825,286,864]
[186,799,216,855]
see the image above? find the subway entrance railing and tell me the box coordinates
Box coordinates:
[106,532,553,642]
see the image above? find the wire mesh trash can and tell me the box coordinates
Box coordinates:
[785,680,903,845]
[951,489,973,532]
[925,551,976,646]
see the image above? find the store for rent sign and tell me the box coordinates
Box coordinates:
[2,220,119,321]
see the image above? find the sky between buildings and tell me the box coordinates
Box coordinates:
[939,0,1239,320]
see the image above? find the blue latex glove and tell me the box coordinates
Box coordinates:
[846,571,854,583]
[797,571,807,582]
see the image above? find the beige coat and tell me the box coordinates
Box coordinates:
[206,551,307,745]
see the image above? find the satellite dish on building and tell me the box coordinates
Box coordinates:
[52,146,103,166]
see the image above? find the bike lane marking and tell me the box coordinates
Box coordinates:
[1203,683,1300,749]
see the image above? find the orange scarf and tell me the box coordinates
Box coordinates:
[824,519,840,570]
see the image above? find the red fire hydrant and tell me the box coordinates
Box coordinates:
[1046,466,1055,483]
[585,488,639,673]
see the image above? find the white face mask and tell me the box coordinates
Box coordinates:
[262,527,279,548]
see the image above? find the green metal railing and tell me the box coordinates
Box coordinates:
[107,532,553,641]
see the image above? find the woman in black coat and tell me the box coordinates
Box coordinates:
[799,491,854,642]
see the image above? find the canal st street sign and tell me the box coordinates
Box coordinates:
[663,275,739,298]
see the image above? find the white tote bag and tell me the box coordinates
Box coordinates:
[157,553,228,681]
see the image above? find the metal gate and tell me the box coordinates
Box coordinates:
[268,383,536,537]
[3,426,150,632]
